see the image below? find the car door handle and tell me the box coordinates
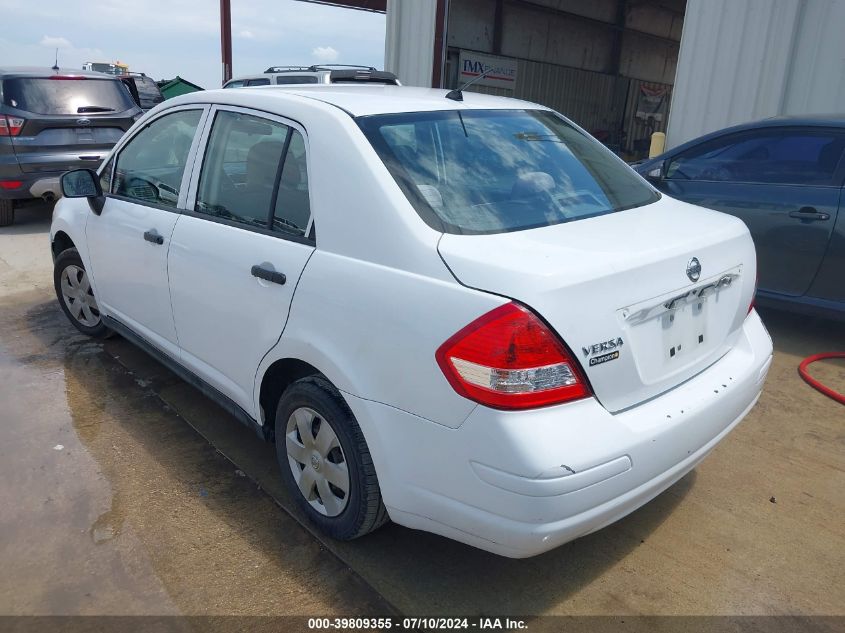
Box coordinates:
[789,207,830,222]
[251,265,286,285]
[143,230,164,245]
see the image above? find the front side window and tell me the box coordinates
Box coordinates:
[245,78,271,86]
[358,110,659,235]
[667,130,845,185]
[113,109,202,207]
[195,110,290,229]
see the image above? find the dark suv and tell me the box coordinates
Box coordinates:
[0,67,141,226]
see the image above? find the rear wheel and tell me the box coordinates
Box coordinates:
[0,199,14,227]
[275,376,388,540]
[53,248,111,338]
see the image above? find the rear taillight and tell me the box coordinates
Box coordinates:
[436,302,590,410]
[0,180,23,190]
[748,270,758,314]
[0,115,24,137]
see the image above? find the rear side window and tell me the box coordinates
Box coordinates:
[2,78,136,115]
[667,130,845,186]
[195,110,312,238]
[359,109,659,235]
[196,111,287,228]
[273,130,310,237]
[276,76,319,85]
[113,109,202,207]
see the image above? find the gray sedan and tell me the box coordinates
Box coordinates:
[635,115,845,320]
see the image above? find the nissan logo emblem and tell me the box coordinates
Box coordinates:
[686,257,702,282]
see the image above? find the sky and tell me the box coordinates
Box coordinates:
[0,0,386,89]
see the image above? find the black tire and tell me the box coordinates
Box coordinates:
[53,247,112,338]
[0,199,14,227]
[275,376,388,540]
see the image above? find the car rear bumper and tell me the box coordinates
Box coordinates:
[0,168,65,201]
[344,310,773,558]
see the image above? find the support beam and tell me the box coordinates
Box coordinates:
[608,0,627,76]
[506,0,681,46]
[431,0,449,88]
[220,0,232,86]
[293,0,386,11]
[493,0,504,55]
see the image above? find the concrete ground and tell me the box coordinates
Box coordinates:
[1,203,843,617]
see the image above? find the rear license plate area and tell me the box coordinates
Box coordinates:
[619,266,743,383]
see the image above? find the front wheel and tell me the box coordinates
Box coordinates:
[53,247,111,338]
[275,376,388,540]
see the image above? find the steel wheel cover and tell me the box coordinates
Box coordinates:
[60,264,101,328]
[285,406,350,517]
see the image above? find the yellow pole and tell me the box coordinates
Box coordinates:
[649,132,666,158]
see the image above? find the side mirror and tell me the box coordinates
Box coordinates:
[647,159,669,180]
[61,169,105,214]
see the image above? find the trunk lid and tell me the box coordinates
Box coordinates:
[11,116,130,173]
[438,197,757,413]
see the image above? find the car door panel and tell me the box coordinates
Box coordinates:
[662,180,839,296]
[168,217,314,410]
[806,187,845,303]
[87,197,182,351]
[85,106,207,355]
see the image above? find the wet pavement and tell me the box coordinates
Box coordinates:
[1,204,843,616]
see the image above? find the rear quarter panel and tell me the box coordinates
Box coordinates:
[255,251,506,429]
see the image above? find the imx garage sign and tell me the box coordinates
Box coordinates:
[458,50,518,90]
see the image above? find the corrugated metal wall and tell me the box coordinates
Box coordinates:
[387,0,684,155]
[384,0,436,88]
[667,0,845,148]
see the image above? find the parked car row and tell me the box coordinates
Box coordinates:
[3,61,843,320]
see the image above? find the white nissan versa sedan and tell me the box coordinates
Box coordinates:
[50,85,773,558]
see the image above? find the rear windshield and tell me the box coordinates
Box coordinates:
[358,109,659,234]
[2,77,136,115]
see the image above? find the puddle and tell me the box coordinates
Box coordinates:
[0,292,391,616]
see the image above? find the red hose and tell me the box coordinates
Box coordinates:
[798,353,845,405]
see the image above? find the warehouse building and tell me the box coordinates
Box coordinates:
[304,0,845,156]
[386,0,683,159]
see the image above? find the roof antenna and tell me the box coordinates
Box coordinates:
[52,48,59,71]
[445,66,497,102]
